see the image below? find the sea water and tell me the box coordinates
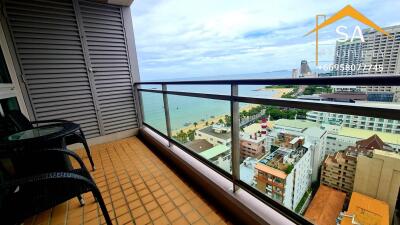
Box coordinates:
[140,71,291,133]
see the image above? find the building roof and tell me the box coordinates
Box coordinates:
[184,139,214,153]
[274,119,317,131]
[320,92,367,101]
[304,185,346,225]
[199,144,230,160]
[197,126,231,140]
[338,127,400,145]
[345,134,393,156]
[341,192,389,225]
[255,163,287,179]
[240,157,257,185]
[303,127,327,138]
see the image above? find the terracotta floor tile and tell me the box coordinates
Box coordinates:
[153,215,170,225]
[173,217,190,225]
[131,206,146,218]
[166,209,181,222]
[185,210,201,223]
[160,202,175,214]
[24,137,231,225]
[148,207,163,221]
[135,213,150,225]
[116,213,132,225]
[128,199,142,210]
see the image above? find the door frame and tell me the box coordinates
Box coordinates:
[0,21,28,118]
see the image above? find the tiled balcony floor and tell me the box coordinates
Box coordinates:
[24,137,231,225]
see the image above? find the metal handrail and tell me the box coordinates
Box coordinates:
[134,75,400,225]
[134,75,400,85]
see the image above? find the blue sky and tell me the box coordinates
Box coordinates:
[131,0,400,81]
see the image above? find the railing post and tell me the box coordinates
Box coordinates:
[231,84,240,192]
[162,84,172,146]
[133,84,144,128]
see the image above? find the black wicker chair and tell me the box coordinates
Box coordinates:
[0,148,112,225]
[5,110,95,171]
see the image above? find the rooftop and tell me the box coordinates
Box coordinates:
[184,139,214,153]
[304,185,346,225]
[274,119,318,131]
[24,137,231,225]
[197,126,231,140]
[340,192,389,225]
[199,144,230,160]
[338,127,400,145]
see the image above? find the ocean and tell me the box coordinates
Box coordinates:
[140,71,291,133]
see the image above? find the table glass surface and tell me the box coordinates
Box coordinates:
[7,126,64,141]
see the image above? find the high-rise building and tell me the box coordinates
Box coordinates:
[359,25,400,75]
[353,150,400,223]
[300,60,312,77]
[306,107,400,135]
[270,119,327,182]
[333,39,362,76]
[254,137,312,211]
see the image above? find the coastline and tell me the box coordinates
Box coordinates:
[172,88,292,136]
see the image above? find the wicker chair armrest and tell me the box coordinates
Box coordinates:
[0,148,90,175]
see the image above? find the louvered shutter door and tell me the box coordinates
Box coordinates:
[5,0,101,137]
[79,0,138,134]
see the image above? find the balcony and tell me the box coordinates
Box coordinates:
[1,1,400,225]
[24,137,230,225]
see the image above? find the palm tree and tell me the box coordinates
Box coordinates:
[193,122,198,128]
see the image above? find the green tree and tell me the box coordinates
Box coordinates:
[193,122,198,128]
[218,118,224,124]
[187,129,195,141]
[224,115,231,126]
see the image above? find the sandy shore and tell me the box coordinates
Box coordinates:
[172,103,258,136]
[171,88,293,136]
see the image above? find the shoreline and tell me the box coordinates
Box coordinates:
[172,88,292,136]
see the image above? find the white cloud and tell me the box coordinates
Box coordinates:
[131,0,398,81]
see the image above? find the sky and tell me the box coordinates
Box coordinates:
[131,0,400,81]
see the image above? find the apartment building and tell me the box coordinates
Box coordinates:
[353,150,400,223]
[333,39,362,76]
[359,25,400,75]
[321,135,391,197]
[320,151,356,197]
[270,119,327,182]
[254,136,312,211]
[240,132,266,161]
[307,110,400,135]
[195,124,231,147]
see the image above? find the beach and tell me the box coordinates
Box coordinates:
[171,88,293,136]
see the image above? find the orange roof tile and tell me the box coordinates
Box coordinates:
[304,185,346,225]
[341,192,389,225]
[255,163,287,179]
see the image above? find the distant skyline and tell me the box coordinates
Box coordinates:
[131,0,400,81]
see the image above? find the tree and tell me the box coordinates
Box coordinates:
[218,118,224,124]
[193,122,198,128]
[187,129,195,141]
[205,121,209,126]
[224,115,231,126]
[175,130,188,143]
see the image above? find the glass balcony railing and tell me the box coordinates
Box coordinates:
[134,76,400,225]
